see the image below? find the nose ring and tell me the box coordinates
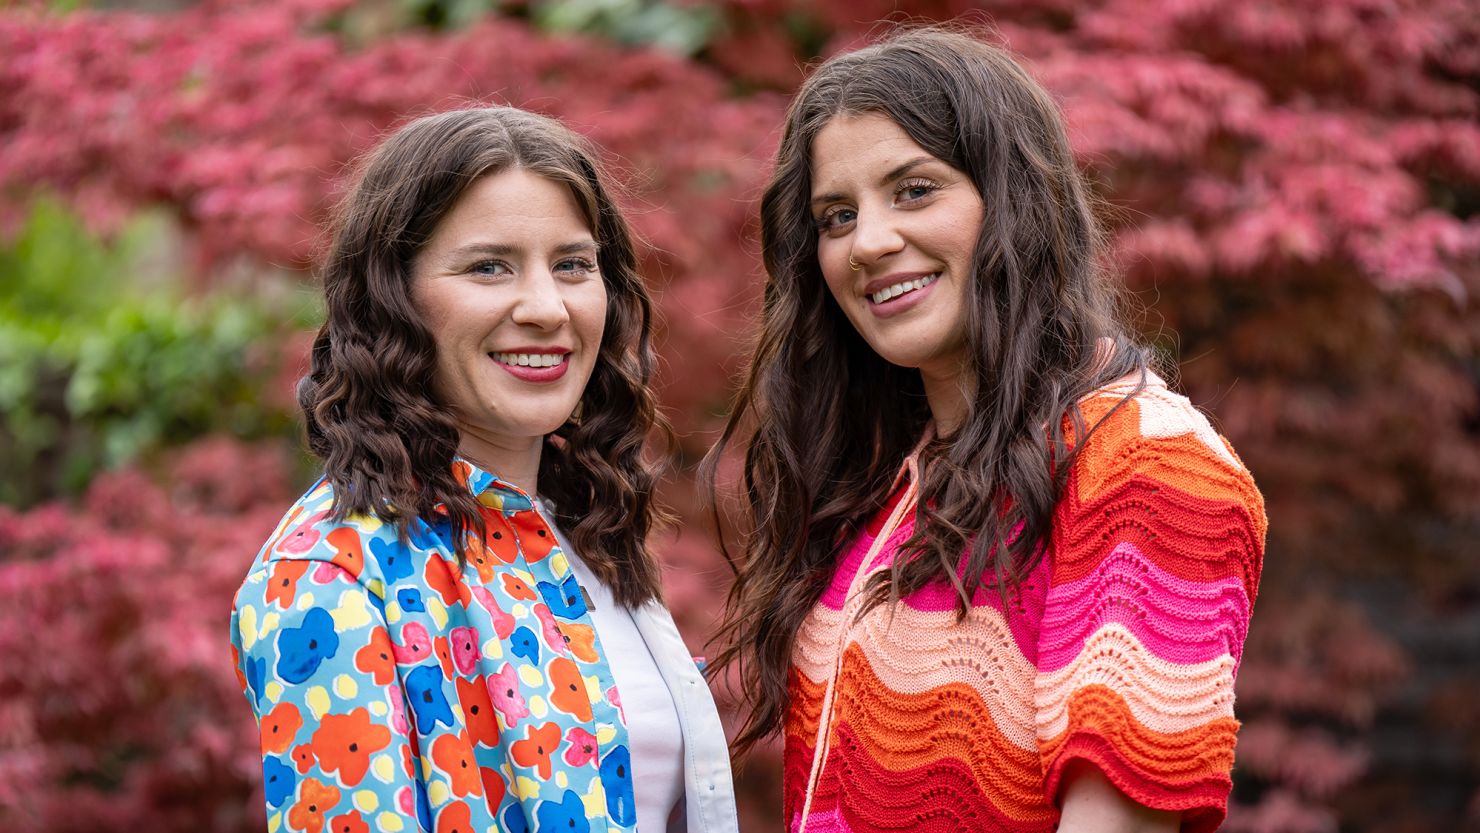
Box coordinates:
[848,257,862,272]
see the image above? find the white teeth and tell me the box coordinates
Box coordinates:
[870,273,938,305]
[493,352,567,368]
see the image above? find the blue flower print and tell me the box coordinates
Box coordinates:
[263,756,296,808]
[503,802,530,833]
[397,587,425,612]
[244,654,267,706]
[599,745,636,826]
[510,626,541,664]
[536,790,590,833]
[276,607,339,684]
[415,779,433,832]
[405,664,455,730]
[368,536,414,584]
[537,574,587,620]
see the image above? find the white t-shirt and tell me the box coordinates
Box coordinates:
[536,500,686,830]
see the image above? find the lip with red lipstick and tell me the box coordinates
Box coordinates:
[489,346,572,383]
[861,270,941,318]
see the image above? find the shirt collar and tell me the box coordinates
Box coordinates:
[451,456,537,513]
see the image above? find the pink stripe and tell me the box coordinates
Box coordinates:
[1038,542,1250,672]
[789,809,853,833]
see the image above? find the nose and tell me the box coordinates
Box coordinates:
[511,268,571,330]
[848,205,905,268]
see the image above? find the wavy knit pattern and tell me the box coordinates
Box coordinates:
[783,373,1266,833]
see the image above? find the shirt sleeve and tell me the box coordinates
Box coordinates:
[232,558,422,833]
[1034,400,1266,833]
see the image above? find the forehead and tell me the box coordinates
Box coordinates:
[433,168,593,241]
[809,112,936,193]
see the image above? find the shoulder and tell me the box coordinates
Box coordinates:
[1067,370,1266,533]
[244,477,448,591]
[1056,370,1266,597]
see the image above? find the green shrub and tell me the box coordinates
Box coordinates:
[0,200,301,505]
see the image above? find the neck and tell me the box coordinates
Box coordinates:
[456,428,543,495]
[920,358,973,437]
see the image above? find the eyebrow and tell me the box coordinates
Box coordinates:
[443,240,599,261]
[809,156,937,206]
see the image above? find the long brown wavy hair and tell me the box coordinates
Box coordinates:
[707,27,1151,754]
[300,106,667,606]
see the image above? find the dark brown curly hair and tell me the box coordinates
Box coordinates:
[707,27,1150,754]
[300,106,667,606]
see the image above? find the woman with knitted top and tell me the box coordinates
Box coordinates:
[709,28,1266,833]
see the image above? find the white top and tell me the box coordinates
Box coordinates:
[537,500,687,831]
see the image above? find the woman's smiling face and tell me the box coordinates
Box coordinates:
[810,112,984,383]
[411,167,607,458]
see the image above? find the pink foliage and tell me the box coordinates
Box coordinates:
[0,439,295,832]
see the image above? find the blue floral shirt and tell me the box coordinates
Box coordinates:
[230,459,699,833]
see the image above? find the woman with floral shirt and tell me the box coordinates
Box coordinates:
[230,106,737,833]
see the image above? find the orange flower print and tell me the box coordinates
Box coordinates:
[431,731,484,798]
[481,764,508,811]
[324,528,365,579]
[353,627,396,685]
[455,675,501,748]
[287,777,341,833]
[465,537,497,583]
[260,701,303,754]
[548,658,592,722]
[434,635,455,678]
[265,561,311,609]
[509,510,557,561]
[327,810,369,833]
[484,517,519,565]
[425,553,469,607]
[510,721,562,779]
[436,802,473,833]
[560,622,599,663]
[310,708,392,787]
[292,743,317,774]
[500,573,538,601]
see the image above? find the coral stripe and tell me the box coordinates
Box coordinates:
[1038,541,1251,670]
[823,643,1047,816]
[841,603,1039,750]
[1054,475,1263,593]
[1039,684,1238,788]
[805,723,1055,832]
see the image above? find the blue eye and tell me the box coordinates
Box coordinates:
[896,179,938,203]
[469,260,510,276]
[817,207,856,233]
[554,257,597,276]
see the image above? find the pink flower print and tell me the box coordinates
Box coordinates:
[533,604,569,656]
[449,625,481,676]
[470,587,515,639]
[487,663,530,727]
[396,785,417,817]
[311,561,343,583]
[393,621,432,664]
[276,510,329,554]
[607,685,624,723]
[563,727,598,767]
[387,682,410,736]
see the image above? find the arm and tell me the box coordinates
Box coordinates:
[232,560,421,833]
[1057,762,1180,833]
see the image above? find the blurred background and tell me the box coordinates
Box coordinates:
[1,0,1477,830]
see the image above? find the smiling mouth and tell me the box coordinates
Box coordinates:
[870,273,939,305]
[491,352,568,368]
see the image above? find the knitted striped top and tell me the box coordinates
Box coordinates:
[783,371,1266,833]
